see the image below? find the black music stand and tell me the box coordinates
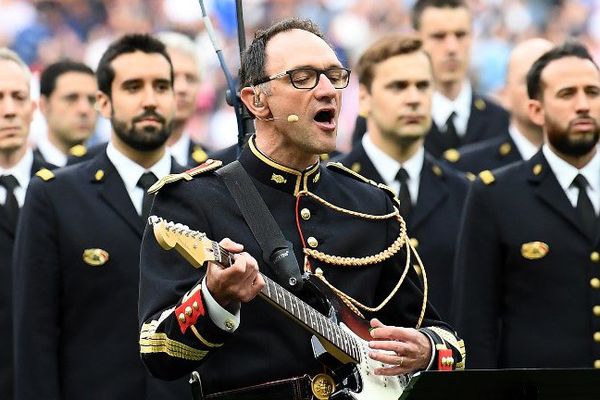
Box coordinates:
[400,369,600,400]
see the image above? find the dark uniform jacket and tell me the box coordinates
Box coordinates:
[454,150,600,368]
[444,135,523,175]
[0,154,54,400]
[349,95,509,159]
[425,94,510,159]
[335,143,469,320]
[138,138,465,395]
[12,151,189,400]
[67,140,211,167]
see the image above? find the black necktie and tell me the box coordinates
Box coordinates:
[444,111,461,149]
[137,172,158,220]
[395,168,412,220]
[0,174,20,230]
[572,174,597,237]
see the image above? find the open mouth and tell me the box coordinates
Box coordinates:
[314,109,335,124]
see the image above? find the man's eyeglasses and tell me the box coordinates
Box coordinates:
[253,67,351,90]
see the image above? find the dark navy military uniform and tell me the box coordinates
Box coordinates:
[0,154,54,400]
[335,143,469,320]
[138,138,465,396]
[350,95,509,159]
[425,95,510,159]
[454,150,600,368]
[444,135,522,174]
[12,151,189,400]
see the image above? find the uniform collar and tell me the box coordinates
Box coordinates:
[238,136,321,196]
[169,132,191,166]
[36,134,67,167]
[432,80,472,136]
[509,123,539,160]
[542,144,600,195]
[106,142,172,194]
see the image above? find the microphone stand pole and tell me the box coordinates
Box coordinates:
[197,0,253,158]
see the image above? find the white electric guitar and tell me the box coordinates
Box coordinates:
[149,216,409,400]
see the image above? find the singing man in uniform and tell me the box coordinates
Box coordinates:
[138,18,464,400]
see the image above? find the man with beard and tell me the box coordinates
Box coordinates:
[35,60,98,167]
[336,34,468,320]
[453,41,600,368]
[12,34,190,399]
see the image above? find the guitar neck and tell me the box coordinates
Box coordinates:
[214,243,361,363]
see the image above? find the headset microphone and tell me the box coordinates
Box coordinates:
[256,114,300,123]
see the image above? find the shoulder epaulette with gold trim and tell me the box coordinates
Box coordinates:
[326,161,399,206]
[478,169,495,185]
[148,159,222,194]
[35,168,55,181]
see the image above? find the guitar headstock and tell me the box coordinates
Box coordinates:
[149,216,219,268]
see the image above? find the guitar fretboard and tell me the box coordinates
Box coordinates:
[215,243,361,362]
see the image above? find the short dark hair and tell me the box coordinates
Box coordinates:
[40,60,94,98]
[96,34,173,98]
[357,35,427,91]
[239,18,327,89]
[412,0,468,30]
[526,41,597,100]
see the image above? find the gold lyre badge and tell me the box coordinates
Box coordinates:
[83,248,110,266]
[311,373,335,400]
[521,241,549,260]
[271,173,287,184]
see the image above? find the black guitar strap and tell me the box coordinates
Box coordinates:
[216,160,303,292]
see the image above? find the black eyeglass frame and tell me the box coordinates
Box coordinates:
[252,67,351,90]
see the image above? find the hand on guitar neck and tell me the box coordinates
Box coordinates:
[205,238,265,309]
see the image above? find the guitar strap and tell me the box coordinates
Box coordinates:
[216,160,303,292]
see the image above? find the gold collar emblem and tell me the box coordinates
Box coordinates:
[83,248,110,266]
[521,241,549,260]
[271,173,287,184]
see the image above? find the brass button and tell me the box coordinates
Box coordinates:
[307,236,319,248]
[595,360,600,369]
[300,208,311,221]
[185,306,193,316]
[594,332,600,342]
[178,313,186,323]
[592,278,600,289]
[592,252,600,262]
[224,319,235,331]
[192,301,199,311]
[413,264,422,276]
[594,305,600,317]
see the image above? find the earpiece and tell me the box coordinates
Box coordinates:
[253,95,263,108]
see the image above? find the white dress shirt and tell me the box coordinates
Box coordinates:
[432,80,472,137]
[169,132,192,167]
[0,149,33,207]
[36,134,68,167]
[105,142,172,216]
[543,144,600,214]
[509,124,539,161]
[362,133,423,204]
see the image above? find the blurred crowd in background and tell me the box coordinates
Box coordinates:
[1,0,600,152]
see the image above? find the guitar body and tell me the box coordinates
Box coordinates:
[302,274,407,400]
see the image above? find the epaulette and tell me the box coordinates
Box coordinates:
[443,148,461,163]
[148,159,222,194]
[69,144,87,157]
[35,168,55,181]
[326,161,399,206]
[478,169,495,185]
